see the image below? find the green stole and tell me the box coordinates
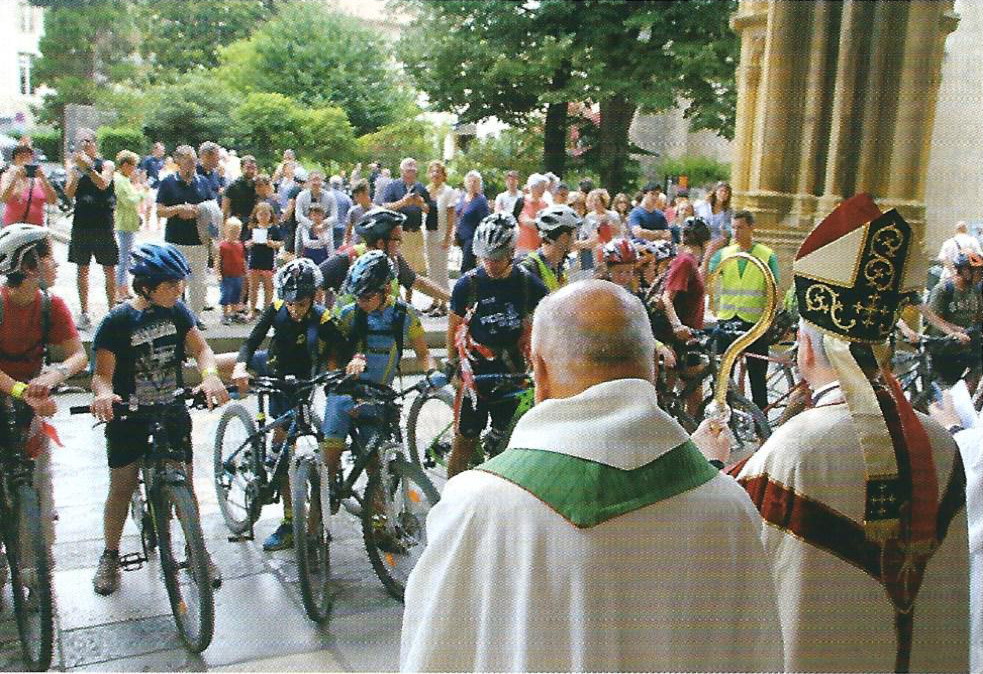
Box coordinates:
[476,441,718,528]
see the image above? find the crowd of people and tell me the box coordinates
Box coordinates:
[0,126,979,672]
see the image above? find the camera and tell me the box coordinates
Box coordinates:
[24,164,38,178]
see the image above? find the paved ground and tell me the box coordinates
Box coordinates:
[0,216,448,671]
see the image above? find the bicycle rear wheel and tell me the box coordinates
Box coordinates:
[155,481,215,653]
[406,388,455,482]
[291,444,331,622]
[362,450,440,600]
[5,484,54,672]
[214,404,261,535]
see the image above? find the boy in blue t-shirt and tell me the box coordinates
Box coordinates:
[89,243,229,596]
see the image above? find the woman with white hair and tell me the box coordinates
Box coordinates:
[454,169,489,273]
[517,173,549,256]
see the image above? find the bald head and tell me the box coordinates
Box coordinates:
[531,280,656,400]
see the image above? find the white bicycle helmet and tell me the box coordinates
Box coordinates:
[534,205,581,239]
[472,213,518,260]
[0,224,50,275]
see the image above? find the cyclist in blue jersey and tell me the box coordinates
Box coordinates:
[322,251,438,486]
[446,213,548,478]
[216,258,342,551]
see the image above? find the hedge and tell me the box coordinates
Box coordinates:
[96,126,147,164]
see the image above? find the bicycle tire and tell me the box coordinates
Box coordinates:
[764,360,797,427]
[405,387,455,481]
[154,481,215,653]
[214,403,261,535]
[5,484,54,672]
[291,447,331,622]
[700,389,771,454]
[362,451,440,601]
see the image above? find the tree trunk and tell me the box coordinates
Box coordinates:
[597,95,637,193]
[543,102,568,177]
[542,63,571,176]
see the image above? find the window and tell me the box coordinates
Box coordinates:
[18,53,33,96]
[19,2,36,34]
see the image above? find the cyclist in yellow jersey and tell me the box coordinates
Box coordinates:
[518,205,579,293]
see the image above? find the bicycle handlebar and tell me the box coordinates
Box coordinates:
[69,388,210,420]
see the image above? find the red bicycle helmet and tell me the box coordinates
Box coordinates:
[601,237,639,265]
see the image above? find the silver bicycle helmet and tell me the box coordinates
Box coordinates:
[472,213,518,260]
[534,205,581,239]
[0,224,50,275]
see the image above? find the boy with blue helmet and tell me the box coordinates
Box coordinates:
[90,242,229,595]
[322,251,437,495]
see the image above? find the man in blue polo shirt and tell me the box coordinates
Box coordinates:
[156,145,212,316]
[628,183,671,242]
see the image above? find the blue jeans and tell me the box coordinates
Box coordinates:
[115,230,136,286]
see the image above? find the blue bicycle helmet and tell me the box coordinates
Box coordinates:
[129,242,192,282]
[343,250,396,298]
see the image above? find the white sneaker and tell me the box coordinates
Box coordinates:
[76,313,92,331]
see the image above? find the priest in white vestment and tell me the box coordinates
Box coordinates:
[400,280,784,672]
[729,195,970,672]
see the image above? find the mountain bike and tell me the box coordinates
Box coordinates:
[406,371,534,482]
[213,372,329,620]
[323,373,441,602]
[0,399,54,671]
[890,331,968,412]
[70,390,217,653]
[656,328,771,453]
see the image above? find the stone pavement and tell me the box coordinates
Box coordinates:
[0,214,456,671]
[2,390,407,672]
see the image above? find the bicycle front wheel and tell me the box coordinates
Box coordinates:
[214,403,261,535]
[154,482,215,653]
[362,452,440,601]
[405,387,455,483]
[291,445,331,622]
[5,484,54,672]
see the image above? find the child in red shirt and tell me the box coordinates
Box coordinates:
[218,217,247,325]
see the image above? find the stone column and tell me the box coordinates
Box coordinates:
[730,0,958,290]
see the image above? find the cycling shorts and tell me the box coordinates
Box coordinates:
[105,407,192,469]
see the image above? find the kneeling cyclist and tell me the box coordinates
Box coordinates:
[91,243,229,595]
[446,213,548,478]
[322,251,436,499]
[217,258,341,551]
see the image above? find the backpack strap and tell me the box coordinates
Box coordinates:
[40,289,51,365]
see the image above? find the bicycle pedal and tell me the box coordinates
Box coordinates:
[118,552,147,571]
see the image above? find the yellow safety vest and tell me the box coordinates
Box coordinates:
[716,243,774,323]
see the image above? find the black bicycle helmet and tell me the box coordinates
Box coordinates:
[472,213,518,260]
[354,208,406,245]
[129,242,192,282]
[343,250,396,298]
[0,223,49,275]
[275,258,323,301]
[681,216,711,246]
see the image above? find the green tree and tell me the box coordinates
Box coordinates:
[355,118,443,172]
[32,1,141,123]
[142,73,241,150]
[217,1,415,135]
[398,0,738,192]
[135,1,270,83]
[97,125,147,163]
[232,92,356,170]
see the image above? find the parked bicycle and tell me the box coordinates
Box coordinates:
[0,398,54,671]
[890,331,964,412]
[406,371,534,483]
[71,390,216,653]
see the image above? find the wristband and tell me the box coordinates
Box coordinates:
[10,382,27,399]
[352,353,366,362]
[201,367,218,378]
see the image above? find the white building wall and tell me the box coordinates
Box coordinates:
[0,0,45,131]
[925,0,983,252]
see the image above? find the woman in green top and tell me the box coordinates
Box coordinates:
[113,150,143,302]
